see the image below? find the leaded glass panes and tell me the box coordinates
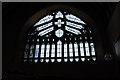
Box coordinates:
[55,11,64,18]
[35,45,39,58]
[34,15,53,26]
[85,42,90,56]
[51,44,55,57]
[69,43,73,57]
[36,22,53,31]
[65,14,86,24]
[24,44,29,58]
[46,44,50,58]
[57,40,62,57]
[66,21,84,29]
[74,42,79,56]
[55,19,64,27]
[29,44,34,58]
[90,43,95,56]
[65,26,81,35]
[24,10,96,63]
[40,44,45,58]
[55,29,64,38]
[38,27,54,36]
[64,43,67,57]
[80,42,84,56]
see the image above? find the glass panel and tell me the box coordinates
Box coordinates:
[80,42,84,56]
[69,43,73,57]
[40,44,45,58]
[66,21,84,29]
[81,58,85,62]
[55,19,64,27]
[36,22,53,31]
[29,44,34,58]
[38,27,54,36]
[64,43,67,57]
[53,39,55,41]
[90,43,95,56]
[74,42,79,56]
[37,39,39,42]
[80,37,82,40]
[51,59,55,62]
[34,59,38,63]
[24,44,29,58]
[75,58,79,62]
[55,29,64,38]
[92,57,96,61]
[35,45,39,58]
[70,58,73,62]
[51,44,55,57]
[46,59,49,63]
[57,59,62,62]
[46,44,50,58]
[24,59,27,62]
[85,42,90,56]
[65,14,86,24]
[64,59,68,62]
[55,11,63,18]
[40,59,44,62]
[34,15,53,26]
[57,40,62,57]
[65,26,81,35]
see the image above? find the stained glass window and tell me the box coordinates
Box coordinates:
[24,11,96,63]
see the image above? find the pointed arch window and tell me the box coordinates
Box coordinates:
[24,11,96,63]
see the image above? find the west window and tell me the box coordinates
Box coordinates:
[23,11,96,63]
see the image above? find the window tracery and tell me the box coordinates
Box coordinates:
[24,11,96,63]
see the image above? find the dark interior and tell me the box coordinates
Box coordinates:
[2,2,120,80]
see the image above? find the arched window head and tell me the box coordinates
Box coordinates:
[24,10,96,63]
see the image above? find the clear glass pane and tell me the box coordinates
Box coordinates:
[24,44,29,58]
[51,44,55,57]
[64,43,67,57]
[29,44,34,58]
[57,40,62,57]
[80,42,84,56]
[35,45,39,58]
[38,27,54,36]
[85,42,90,56]
[90,43,95,56]
[55,19,64,27]
[70,58,73,62]
[46,44,50,58]
[64,59,68,62]
[46,59,49,63]
[34,15,53,26]
[40,44,45,58]
[55,11,63,18]
[66,21,84,29]
[51,59,55,62]
[57,59,62,62]
[75,58,79,62]
[74,43,79,56]
[36,22,53,31]
[65,14,86,24]
[69,43,73,57]
[55,29,64,38]
[92,57,96,61]
[81,58,85,62]
[24,59,27,62]
[40,59,44,62]
[65,26,81,35]
[34,59,38,63]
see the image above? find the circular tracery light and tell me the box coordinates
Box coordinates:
[55,29,64,38]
